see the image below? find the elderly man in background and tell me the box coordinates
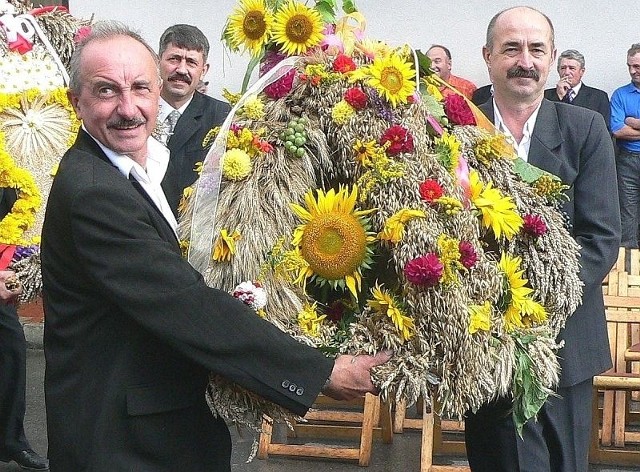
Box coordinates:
[544,49,610,128]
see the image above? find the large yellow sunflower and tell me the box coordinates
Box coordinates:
[290,185,376,298]
[272,1,324,56]
[365,52,416,107]
[227,0,274,57]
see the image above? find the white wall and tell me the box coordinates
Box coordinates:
[68,0,640,100]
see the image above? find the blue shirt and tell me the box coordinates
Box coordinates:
[610,82,640,152]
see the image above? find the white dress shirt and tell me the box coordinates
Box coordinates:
[84,126,178,235]
[493,99,542,162]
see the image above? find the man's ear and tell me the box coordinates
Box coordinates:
[202,62,210,79]
[482,46,491,70]
[67,89,82,120]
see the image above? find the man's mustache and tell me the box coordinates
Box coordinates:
[169,73,191,84]
[507,66,540,81]
[108,118,146,129]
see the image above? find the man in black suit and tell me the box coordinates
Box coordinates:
[0,189,49,471]
[544,49,611,130]
[41,21,389,472]
[464,7,620,472]
[157,24,231,217]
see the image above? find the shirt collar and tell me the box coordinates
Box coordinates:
[492,99,542,161]
[570,81,582,95]
[158,95,193,122]
[83,125,170,184]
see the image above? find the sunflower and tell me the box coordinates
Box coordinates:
[297,302,327,337]
[499,253,538,331]
[468,301,492,334]
[365,53,416,107]
[469,171,523,240]
[290,185,376,298]
[272,1,324,56]
[367,283,414,341]
[226,0,274,57]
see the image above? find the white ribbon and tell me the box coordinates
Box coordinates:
[186,56,299,273]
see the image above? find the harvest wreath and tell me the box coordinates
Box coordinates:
[179,0,582,437]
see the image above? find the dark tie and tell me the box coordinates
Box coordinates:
[563,88,574,103]
[165,110,181,134]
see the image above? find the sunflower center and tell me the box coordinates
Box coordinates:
[301,212,367,280]
[243,11,267,40]
[380,67,403,93]
[285,14,313,43]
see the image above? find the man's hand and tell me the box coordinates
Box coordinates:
[555,76,571,100]
[321,350,393,401]
[0,270,21,305]
[624,116,640,130]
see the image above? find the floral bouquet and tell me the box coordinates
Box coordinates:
[0,0,88,301]
[179,0,582,436]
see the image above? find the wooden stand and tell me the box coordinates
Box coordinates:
[395,398,470,471]
[257,393,392,466]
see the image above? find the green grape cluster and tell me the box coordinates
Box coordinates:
[279,117,308,158]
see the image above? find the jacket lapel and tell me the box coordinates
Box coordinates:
[168,93,203,152]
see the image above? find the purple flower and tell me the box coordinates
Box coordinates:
[404,254,444,287]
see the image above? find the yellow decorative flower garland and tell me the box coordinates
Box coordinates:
[0,129,42,245]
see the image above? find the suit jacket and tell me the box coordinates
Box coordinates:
[544,83,611,131]
[471,84,492,106]
[479,99,621,387]
[161,92,231,217]
[41,129,333,471]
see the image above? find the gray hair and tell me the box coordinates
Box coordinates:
[68,20,160,94]
[485,6,555,51]
[158,24,209,62]
[558,49,585,69]
[628,43,640,57]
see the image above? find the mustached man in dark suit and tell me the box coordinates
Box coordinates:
[0,189,49,471]
[464,7,620,472]
[544,49,611,131]
[41,21,391,472]
[157,24,231,217]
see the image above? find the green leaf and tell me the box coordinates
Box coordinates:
[315,0,337,24]
[241,54,263,94]
[415,49,434,78]
[342,0,358,14]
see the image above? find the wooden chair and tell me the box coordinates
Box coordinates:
[590,268,640,466]
[257,393,392,466]
[394,398,469,471]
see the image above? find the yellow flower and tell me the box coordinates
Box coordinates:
[212,229,241,262]
[298,302,326,337]
[222,88,243,106]
[378,208,426,243]
[468,301,492,334]
[435,196,464,215]
[0,131,41,246]
[331,100,355,125]
[367,283,414,342]
[353,139,377,167]
[423,81,443,101]
[241,94,266,120]
[469,171,523,240]
[290,185,376,298]
[365,52,416,107]
[272,1,324,56]
[435,133,461,175]
[474,134,517,164]
[520,298,548,327]
[226,0,274,57]
[177,187,194,216]
[499,253,545,332]
[222,148,252,181]
[437,234,463,285]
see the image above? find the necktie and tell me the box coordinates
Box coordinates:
[564,89,574,103]
[165,109,181,134]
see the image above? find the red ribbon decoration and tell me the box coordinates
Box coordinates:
[0,244,16,270]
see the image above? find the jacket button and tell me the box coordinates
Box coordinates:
[296,387,304,396]
[281,380,290,388]
[288,383,297,392]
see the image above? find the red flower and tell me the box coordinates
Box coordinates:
[380,125,414,156]
[444,94,476,126]
[419,179,444,203]
[344,87,368,109]
[333,54,357,73]
[522,214,548,237]
[264,69,295,99]
[73,26,92,44]
[404,254,444,287]
[458,241,478,269]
